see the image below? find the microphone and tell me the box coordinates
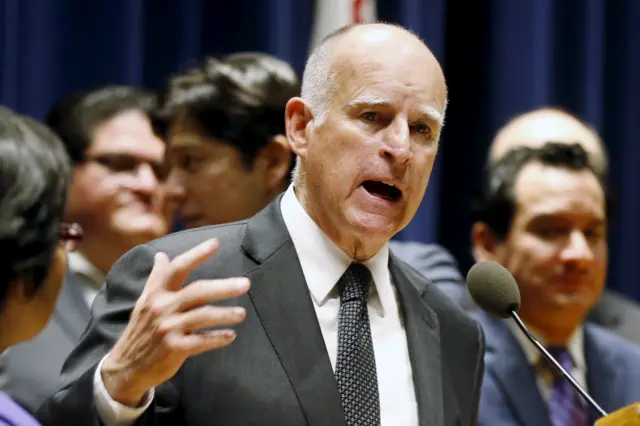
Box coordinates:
[466,261,608,418]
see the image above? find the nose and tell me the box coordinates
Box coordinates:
[379,117,412,164]
[132,163,160,194]
[163,168,187,203]
[560,230,594,266]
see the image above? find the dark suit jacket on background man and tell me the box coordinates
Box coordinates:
[471,310,640,426]
[38,197,485,426]
[391,240,640,345]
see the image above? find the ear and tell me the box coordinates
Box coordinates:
[285,97,313,159]
[254,134,293,191]
[471,222,504,262]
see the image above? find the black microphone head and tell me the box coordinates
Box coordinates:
[466,261,521,318]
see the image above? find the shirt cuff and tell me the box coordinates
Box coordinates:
[93,354,154,426]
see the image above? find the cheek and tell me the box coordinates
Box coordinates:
[505,241,555,282]
[410,154,435,192]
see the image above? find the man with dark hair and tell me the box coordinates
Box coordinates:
[0,106,78,425]
[0,85,169,412]
[394,107,640,345]
[155,52,299,228]
[470,142,640,425]
[39,24,484,426]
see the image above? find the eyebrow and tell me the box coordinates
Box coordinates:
[346,94,444,126]
[528,214,606,226]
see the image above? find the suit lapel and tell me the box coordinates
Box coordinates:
[242,197,345,426]
[474,312,551,426]
[53,271,92,342]
[391,256,447,426]
[584,324,618,423]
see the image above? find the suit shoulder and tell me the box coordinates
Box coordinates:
[587,322,640,358]
[145,221,249,256]
[600,290,640,312]
[389,240,446,255]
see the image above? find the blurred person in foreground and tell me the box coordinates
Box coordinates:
[0,107,77,425]
[0,86,169,413]
[428,107,640,345]
[38,23,484,426]
[470,142,640,426]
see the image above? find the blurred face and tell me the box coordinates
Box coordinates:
[164,116,287,228]
[289,26,447,259]
[495,164,607,336]
[65,110,168,247]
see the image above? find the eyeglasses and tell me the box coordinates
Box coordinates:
[86,154,168,180]
[59,222,83,251]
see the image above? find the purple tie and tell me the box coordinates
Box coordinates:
[547,347,588,426]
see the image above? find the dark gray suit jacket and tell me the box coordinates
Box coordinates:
[38,196,485,426]
[471,310,640,426]
[0,272,91,414]
[390,240,640,345]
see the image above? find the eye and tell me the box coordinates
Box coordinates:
[412,123,431,134]
[361,111,377,122]
[178,154,205,171]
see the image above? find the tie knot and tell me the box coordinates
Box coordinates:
[338,262,373,303]
[546,346,574,372]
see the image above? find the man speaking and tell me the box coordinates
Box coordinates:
[38,23,485,426]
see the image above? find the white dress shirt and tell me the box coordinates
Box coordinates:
[93,185,419,426]
[507,319,587,402]
[68,251,105,307]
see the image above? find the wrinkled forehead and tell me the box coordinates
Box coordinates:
[330,38,447,116]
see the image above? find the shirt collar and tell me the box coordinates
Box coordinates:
[507,319,586,371]
[68,251,105,289]
[279,185,393,317]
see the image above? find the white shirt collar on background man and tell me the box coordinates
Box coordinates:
[280,184,419,426]
[68,251,105,307]
[507,319,587,401]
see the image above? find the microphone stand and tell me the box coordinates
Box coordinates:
[510,310,608,418]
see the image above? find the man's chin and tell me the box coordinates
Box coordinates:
[551,292,595,310]
[116,217,168,241]
[346,211,400,240]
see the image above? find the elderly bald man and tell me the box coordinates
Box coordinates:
[38,23,485,426]
[408,107,640,345]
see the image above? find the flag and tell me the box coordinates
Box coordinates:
[309,0,377,50]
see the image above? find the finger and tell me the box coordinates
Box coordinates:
[164,239,220,291]
[176,278,251,312]
[144,252,171,293]
[162,305,247,333]
[171,329,238,357]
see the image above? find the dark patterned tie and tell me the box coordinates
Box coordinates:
[335,262,381,426]
[547,347,588,426]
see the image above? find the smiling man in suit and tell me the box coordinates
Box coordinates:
[470,142,640,426]
[393,108,640,346]
[38,23,485,426]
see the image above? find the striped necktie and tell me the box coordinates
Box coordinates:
[547,347,588,426]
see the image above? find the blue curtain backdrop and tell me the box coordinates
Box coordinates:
[1,0,639,300]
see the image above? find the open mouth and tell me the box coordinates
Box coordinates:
[361,180,403,202]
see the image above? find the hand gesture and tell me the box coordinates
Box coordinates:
[101,239,249,406]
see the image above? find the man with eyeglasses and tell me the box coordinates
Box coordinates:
[0,85,169,413]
